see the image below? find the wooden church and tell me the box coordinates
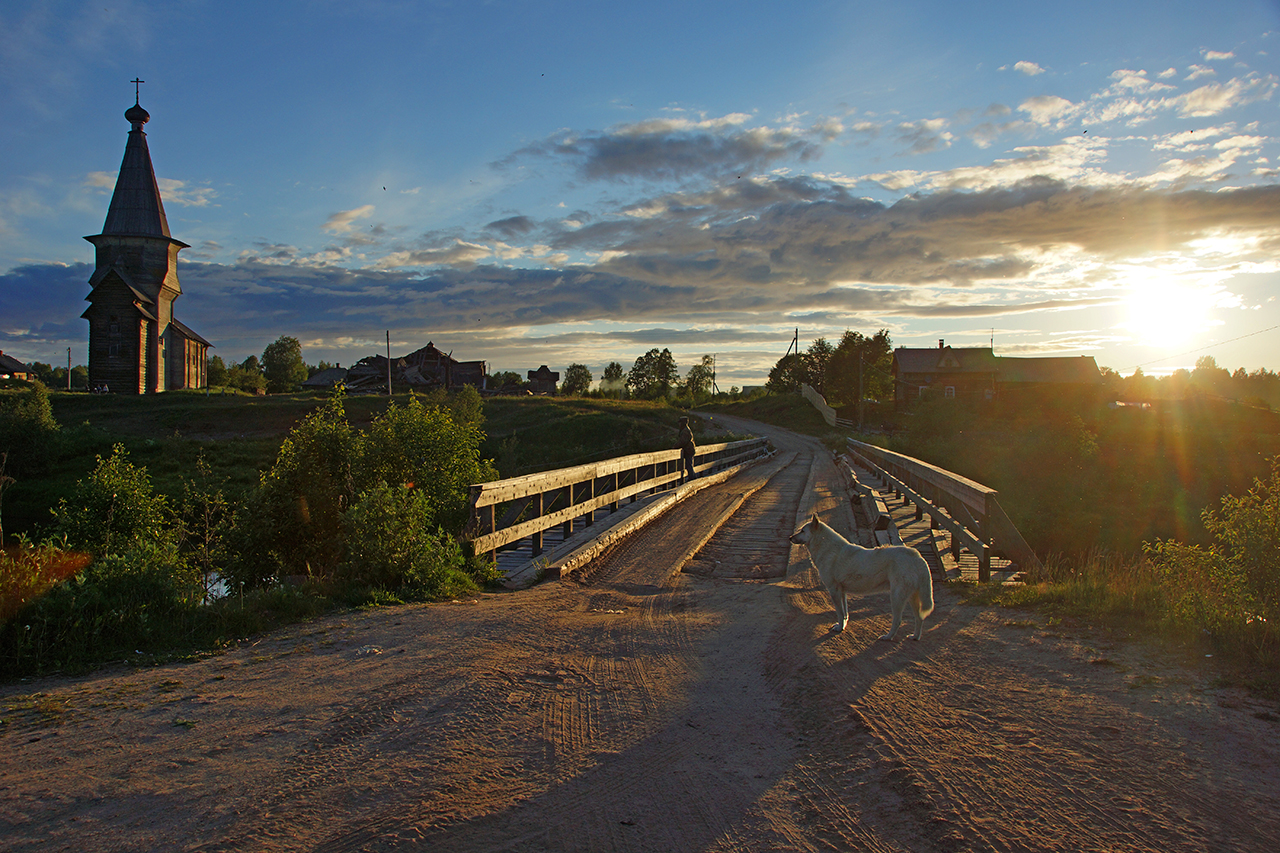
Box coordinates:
[83,92,210,393]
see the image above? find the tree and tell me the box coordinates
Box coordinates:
[562,363,593,396]
[766,352,807,394]
[601,362,625,397]
[825,329,893,405]
[262,335,308,393]
[207,355,229,387]
[489,370,524,391]
[804,338,835,396]
[626,349,679,399]
[685,355,715,404]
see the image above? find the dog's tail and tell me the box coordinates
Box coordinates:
[918,567,935,619]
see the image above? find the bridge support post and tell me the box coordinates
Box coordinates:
[532,491,544,557]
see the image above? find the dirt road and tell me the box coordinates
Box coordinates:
[3,418,1279,852]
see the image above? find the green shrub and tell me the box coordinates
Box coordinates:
[1202,456,1280,624]
[1144,539,1255,639]
[0,542,199,677]
[0,381,60,475]
[175,453,237,602]
[51,444,175,557]
[338,481,476,600]
[358,393,497,530]
[227,396,356,585]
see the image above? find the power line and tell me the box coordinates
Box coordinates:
[1120,323,1280,375]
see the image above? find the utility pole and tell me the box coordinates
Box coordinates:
[386,331,392,398]
[66,347,72,391]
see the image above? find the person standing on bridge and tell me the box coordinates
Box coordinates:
[678,416,696,484]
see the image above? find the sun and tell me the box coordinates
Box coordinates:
[1119,277,1222,349]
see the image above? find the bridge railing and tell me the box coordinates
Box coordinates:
[466,438,770,563]
[844,438,1041,580]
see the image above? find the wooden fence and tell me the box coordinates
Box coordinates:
[466,438,770,563]
[844,438,1041,581]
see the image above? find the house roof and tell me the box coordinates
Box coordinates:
[996,356,1101,384]
[84,267,154,303]
[0,351,30,374]
[892,346,1000,375]
[169,317,212,348]
[402,342,459,366]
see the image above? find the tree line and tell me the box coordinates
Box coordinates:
[764,329,895,406]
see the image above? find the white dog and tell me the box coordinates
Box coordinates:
[789,515,935,640]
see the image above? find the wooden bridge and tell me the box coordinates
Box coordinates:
[466,420,1036,587]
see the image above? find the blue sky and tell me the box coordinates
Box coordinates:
[2,0,1279,388]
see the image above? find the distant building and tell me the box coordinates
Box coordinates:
[301,367,349,390]
[892,341,1100,406]
[527,365,560,395]
[0,351,31,381]
[340,342,487,392]
[82,95,210,393]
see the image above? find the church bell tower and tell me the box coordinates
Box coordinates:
[82,83,209,393]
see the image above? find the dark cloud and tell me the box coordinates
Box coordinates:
[483,216,536,238]
[494,116,834,183]
[0,263,94,351]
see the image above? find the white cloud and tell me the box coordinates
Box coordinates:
[1014,61,1045,76]
[1105,69,1175,95]
[1018,95,1079,127]
[1203,50,1235,61]
[83,171,117,190]
[1185,64,1216,81]
[322,205,376,234]
[157,178,216,208]
[1172,75,1279,117]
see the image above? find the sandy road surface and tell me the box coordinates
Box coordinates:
[2,417,1279,852]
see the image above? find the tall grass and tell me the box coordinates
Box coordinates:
[965,547,1278,694]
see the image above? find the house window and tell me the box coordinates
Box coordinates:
[944,386,956,398]
[109,323,119,335]
[108,343,120,357]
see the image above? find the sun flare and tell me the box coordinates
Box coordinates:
[1119,278,1225,349]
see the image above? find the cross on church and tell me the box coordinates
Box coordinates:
[131,78,144,103]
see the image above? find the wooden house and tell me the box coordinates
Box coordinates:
[82,97,209,393]
[0,351,31,381]
[892,341,1101,407]
[892,342,999,405]
[527,365,560,395]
